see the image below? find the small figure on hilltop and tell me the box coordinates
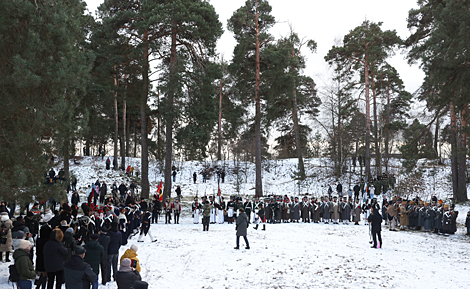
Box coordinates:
[193,172,197,184]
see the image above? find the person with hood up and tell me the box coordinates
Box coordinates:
[14,239,36,289]
[43,228,68,289]
[115,258,142,289]
[64,246,96,289]
[0,212,13,262]
[234,208,250,250]
[83,234,104,289]
[120,244,141,272]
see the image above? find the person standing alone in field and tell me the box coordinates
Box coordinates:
[234,208,250,250]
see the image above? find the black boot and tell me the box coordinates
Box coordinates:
[5,251,10,262]
[253,224,258,230]
[262,224,266,231]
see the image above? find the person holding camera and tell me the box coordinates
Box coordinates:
[116,258,142,289]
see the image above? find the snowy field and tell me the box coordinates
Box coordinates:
[0,156,469,288]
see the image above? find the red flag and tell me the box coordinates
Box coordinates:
[217,187,221,196]
[157,181,163,201]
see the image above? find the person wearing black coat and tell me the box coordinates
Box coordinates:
[151,196,160,224]
[43,228,68,289]
[64,246,97,289]
[36,224,52,289]
[98,228,111,285]
[84,234,104,289]
[62,227,77,263]
[99,184,107,205]
[368,208,383,249]
[107,222,122,282]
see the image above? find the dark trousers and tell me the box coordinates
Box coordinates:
[203,216,210,231]
[47,270,64,289]
[152,211,159,223]
[174,212,180,224]
[236,235,249,248]
[100,256,109,283]
[165,212,171,224]
[372,231,382,248]
[107,254,118,281]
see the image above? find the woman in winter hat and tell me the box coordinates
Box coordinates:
[0,212,13,262]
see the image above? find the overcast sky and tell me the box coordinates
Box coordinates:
[85,0,424,93]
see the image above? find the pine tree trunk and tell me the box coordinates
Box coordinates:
[450,103,459,200]
[164,24,178,200]
[434,116,439,159]
[63,138,69,182]
[134,121,137,158]
[457,107,468,202]
[140,35,150,199]
[217,78,223,161]
[126,113,130,157]
[372,75,380,176]
[113,66,119,170]
[384,85,390,173]
[254,2,263,197]
[364,60,371,179]
[121,97,126,169]
[292,89,305,180]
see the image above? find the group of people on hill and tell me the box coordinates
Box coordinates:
[0,198,150,289]
[191,169,226,184]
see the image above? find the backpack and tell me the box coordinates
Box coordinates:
[0,221,9,245]
[8,264,20,283]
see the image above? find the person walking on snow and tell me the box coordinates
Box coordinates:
[138,209,157,242]
[234,208,250,250]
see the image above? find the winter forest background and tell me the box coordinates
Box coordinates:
[1,0,470,204]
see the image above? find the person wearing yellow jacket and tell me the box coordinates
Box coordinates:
[120,244,141,272]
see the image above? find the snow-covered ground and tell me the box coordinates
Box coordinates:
[0,156,469,288]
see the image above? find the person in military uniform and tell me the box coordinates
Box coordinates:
[352,199,361,225]
[173,198,181,224]
[216,196,225,224]
[331,196,340,224]
[253,200,266,231]
[163,197,172,224]
[311,199,320,223]
[282,196,291,223]
[226,197,235,224]
[202,200,212,231]
[244,198,252,224]
[322,197,331,224]
[209,196,217,224]
[292,197,301,223]
[399,201,409,230]
[301,196,310,223]
[340,197,351,225]
[192,197,201,224]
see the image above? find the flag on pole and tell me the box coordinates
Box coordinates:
[156,181,163,202]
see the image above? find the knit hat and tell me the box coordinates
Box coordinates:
[19,240,30,250]
[119,258,133,272]
[132,281,149,289]
[66,227,74,234]
[16,230,25,239]
[130,244,138,252]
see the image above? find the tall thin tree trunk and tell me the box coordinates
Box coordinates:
[217,77,223,161]
[254,1,263,197]
[164,23,178,199]
[134,120,137,158]
[140,34,150,199]
[293,89,305,180]
[434,115,439,159]
[457,107,468,201]
[121,95,126,170]
[113,66,119,170]
[450,103,459,200]
[63,138,70,182]
[384,85,390,173]
[372,73,380,176]
[364,60,371,179]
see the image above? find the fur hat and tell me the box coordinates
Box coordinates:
[130,244,138,252]
[19,239,30,250]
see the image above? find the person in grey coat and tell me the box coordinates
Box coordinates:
[234,208,250,250]
[340,197,351,224]
[322,199,331,223]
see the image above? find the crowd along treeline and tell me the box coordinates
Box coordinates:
[1,0,468,204]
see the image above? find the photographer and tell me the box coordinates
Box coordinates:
[116,258,142,289]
